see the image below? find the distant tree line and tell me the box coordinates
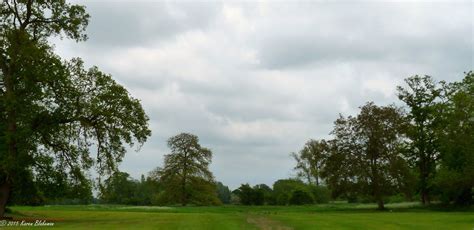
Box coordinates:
[232,179,330,206]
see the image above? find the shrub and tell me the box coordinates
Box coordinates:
[289,190,314,205]
[309,186,331,204]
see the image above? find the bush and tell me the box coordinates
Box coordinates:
[386,194,406,204]
[289,190,314,205]
[309,186,331,204]
[276,193,290,205]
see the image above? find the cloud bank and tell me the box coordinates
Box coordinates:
[56,0,473,189]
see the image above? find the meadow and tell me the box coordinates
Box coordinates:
[5,202,474,229]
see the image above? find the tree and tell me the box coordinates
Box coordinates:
[289,189,314,205]
[156,133,219,206]
[0,1,151,216]
[272,179,307,205]
[397,75,442,205]
[99,172,138,205]
[435,72,474,205]
[325,102,410,209]
[216,182,231,204]
[291,139,329,185]
[234,184,254,205]
[233,183,265,205]
[254,184,274,205]
[307,185,331,204]
[33,156,93,205]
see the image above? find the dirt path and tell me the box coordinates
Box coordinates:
[246,215,293,230]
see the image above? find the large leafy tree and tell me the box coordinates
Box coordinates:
[397,75,442,204]
[0,0,151,216]
[156,133,219,206]
[435,71,474,205]
[291,139,329,186]
[325,102,410,209]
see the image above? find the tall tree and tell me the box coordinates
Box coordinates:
[156,133,219,206]
[325,102,409,209]
[216,182,231,204]
[291,139,329,185]
[397,75,442,204]
[0,1,151,216]
[435,71,474,205]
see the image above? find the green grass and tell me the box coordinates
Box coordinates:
[6,203,474,229]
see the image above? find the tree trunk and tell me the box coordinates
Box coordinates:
[181,152,187,206]
[421,190,430,205]
[0,182,11,218]
[419,161,430,205]
[2,59,16,218]
[181,179,187,206]
[377,198,385,210]
[418,153,431,205]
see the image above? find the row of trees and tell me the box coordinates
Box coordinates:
[233,180,330,205]
[97,134,331,207]
[291,73,473,209]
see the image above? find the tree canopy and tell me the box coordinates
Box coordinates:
[292,139,329,186]
[154,133,219,206]
[0,0,151,216]
[324,103,412,209]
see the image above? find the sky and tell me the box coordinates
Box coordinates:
[55,0,473,189]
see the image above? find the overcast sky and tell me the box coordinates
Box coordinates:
[55,0,473,189]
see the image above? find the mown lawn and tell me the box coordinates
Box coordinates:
[6,203,474,229]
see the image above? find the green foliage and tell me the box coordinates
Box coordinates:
[0,0,151,215]
[155,133,219,206]
[100,172,161,206]
[308,185,331,204]
[233,183,272,205]
[291,139,329,185]
[100,172,137,205]
[254,184,274,205]
[234,184,256,205]
[272,179,307,205]
[324,102,410,209]
[397,75,443,204]
[435,71,474,205]
[289,190,314,205]
[216,182,232,204]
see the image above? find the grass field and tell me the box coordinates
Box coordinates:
[5,202,474,229]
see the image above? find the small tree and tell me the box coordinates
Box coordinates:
[156,133,219,206]
[291,139,329,185]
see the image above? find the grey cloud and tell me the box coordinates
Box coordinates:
[253,1,472,74]
[83,1,221,48]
